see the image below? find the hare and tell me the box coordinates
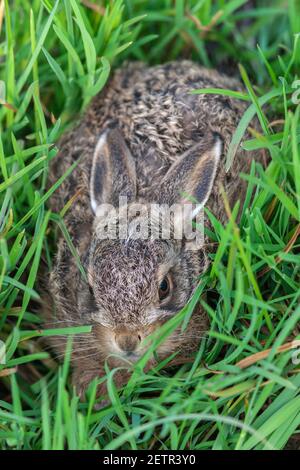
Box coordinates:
[44,61,260,399]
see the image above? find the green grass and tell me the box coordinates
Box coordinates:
[0,0,300,450]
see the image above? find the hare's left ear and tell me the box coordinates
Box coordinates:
[158,134,222,216]
[90,128,136,214]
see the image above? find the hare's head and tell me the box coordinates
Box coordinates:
[77,128,221,362]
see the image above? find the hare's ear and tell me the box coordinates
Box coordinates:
[159,134,222,216]
[90,128,136,214]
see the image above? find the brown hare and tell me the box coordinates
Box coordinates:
[44,61,259,399]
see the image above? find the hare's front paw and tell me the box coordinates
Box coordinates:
[72,367,131,404]
[72,367,105,401]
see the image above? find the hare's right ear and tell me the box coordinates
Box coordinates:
[90,128,136,214]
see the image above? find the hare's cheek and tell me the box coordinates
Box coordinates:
[92,324,118,355]
[156,333,179,357]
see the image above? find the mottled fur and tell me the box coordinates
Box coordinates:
[44,61,260,398]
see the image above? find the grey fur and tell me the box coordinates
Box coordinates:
[44,61,261,398]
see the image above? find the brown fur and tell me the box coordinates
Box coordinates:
[44,61,260,399]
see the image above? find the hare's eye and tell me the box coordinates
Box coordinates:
[158,275,171,302]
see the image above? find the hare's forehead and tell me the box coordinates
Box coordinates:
[88,240,176,292]
[92,250,157,280]
[90,238,173,266]
[88,254,159,323]
[87,241,178,324]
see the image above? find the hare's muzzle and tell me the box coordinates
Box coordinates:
[115,330,142,354]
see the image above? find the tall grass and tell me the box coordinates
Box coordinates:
[0,0,300,450]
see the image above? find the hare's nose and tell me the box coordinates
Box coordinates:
[115,333,141,353]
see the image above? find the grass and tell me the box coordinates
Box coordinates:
[0,0,300,450]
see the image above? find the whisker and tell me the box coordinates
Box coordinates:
[46,334,95,340]
[53,350,101,361]
[43,319,84,324]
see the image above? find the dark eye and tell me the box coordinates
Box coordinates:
[158,276,171,302]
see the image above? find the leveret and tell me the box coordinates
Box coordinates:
[44,61,260,398]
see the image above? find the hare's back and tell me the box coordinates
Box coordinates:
[49,61,250,215]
